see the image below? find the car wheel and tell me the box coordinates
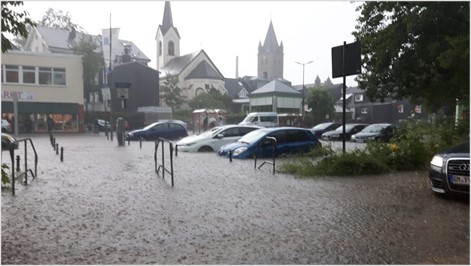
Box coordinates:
[198,146,214,152]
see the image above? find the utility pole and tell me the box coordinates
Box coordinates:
[295,60,314,126]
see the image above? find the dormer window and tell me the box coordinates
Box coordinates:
[354,94,363,102]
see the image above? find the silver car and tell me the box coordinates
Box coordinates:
[177,125,262,152]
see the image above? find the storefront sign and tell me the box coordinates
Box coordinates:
[1,91,34,101]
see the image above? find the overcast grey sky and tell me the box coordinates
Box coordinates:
[21,1,362,86]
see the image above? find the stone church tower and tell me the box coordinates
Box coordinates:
[155,1,181,70]
[258,20,284,80]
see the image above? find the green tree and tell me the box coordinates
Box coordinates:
[72,36,104,103]
[306,87,335,122]
[1,1,35,53]
[160,74,185,111]
[38,8,83,31]
[353,2,469,113]
[188,86,232,110]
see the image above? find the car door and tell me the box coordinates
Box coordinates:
[168,122,187,140]
[285,129,313,154]
[147,123,168,140]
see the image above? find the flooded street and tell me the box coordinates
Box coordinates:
[1,133,469,264]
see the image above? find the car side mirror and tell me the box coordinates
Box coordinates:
[215,134,224,139]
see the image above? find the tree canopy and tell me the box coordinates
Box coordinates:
[1,1,35,53]
[160,74,185,111]
[189,87,232,110]
[38,8,83,31]
[353,2,469,113]
[306,87,335,122]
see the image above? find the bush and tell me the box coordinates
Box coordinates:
[279,118,469,177]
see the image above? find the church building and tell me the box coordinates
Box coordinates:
[155,1,226,106]
[258,20,284,80]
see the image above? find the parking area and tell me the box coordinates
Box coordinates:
[1,133,469,264]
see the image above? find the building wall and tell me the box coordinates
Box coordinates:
[1,51,84,132]
[2,51,83,104]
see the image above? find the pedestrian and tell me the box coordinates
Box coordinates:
[203,112,208,131]
[47,116,54,132]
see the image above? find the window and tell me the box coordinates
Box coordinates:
[397,104,404,113]
[415,105,422,114]
[361,107,368,114]
[53,68,66,85]
[159,41,163,56]
[5,65,19,83]
[168,41,175,56]
[39,67,52,85]
[354,94,363,102]
[23,66,36,84]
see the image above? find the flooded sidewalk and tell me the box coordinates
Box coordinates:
[1,133,469,264]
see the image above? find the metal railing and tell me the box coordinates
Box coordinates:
[7,138,38,195]
[253,136,277,174]
[154,137,175,186]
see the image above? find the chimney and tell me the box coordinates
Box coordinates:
[236,56,239,78]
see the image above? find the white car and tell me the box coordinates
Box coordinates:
[176,124,262,152]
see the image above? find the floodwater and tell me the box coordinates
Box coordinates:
[1,133,469,264]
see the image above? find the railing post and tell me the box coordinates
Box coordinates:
[56,143,59,155]
[16,155,20,172]
[170,142,174,187]
[161,139,165,179]
[175,144,178,157]
[10,145,15,196]
[24,140,28,184]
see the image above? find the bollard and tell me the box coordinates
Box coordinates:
[50,133,53,146]
[175,144,178,157]
[60,147,64,162]
[53,137,56,149]
[229,151,233,162]
[140,138,142,149]
[16,155,20,172]
[56,143,59,155]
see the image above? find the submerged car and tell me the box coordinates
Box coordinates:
[1,133,18,151]
[177,124,262,152]
[351,123,395,143]
[321,123,368,141]
[217,127,321,159]
[125,120,188,141]
[310,122,341,139]
[429,142,469,196]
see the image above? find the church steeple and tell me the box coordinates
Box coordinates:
[156,1,180,70]
[258,20,284,80]
[161,1,173,35]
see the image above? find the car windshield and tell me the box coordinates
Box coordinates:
[143,122,160,130]
[361,124,387,133]
[237,129,267,144]
[333,124,355,131]
[312,123,332,130]
[200,126,222,137]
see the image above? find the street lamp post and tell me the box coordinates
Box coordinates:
[295,60,313,125]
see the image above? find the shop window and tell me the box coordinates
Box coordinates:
[23,66,36,84]
[5,65,19,83]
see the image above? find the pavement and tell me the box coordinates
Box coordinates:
[1,132,469,264]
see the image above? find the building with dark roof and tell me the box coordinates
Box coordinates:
[249,79,301,114]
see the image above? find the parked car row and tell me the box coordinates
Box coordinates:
[312,122,396,143]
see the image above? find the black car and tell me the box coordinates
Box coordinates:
[429,142,469,196]
[310,122,341,139]
[126,120,188,141]
[321,123,368,141]
[351,123,395,143]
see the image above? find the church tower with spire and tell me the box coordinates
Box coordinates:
[258,20,284,80]
[155,1,181,70]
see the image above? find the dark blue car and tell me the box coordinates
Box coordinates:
[217,127,321,159]
[125,120,188,141]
